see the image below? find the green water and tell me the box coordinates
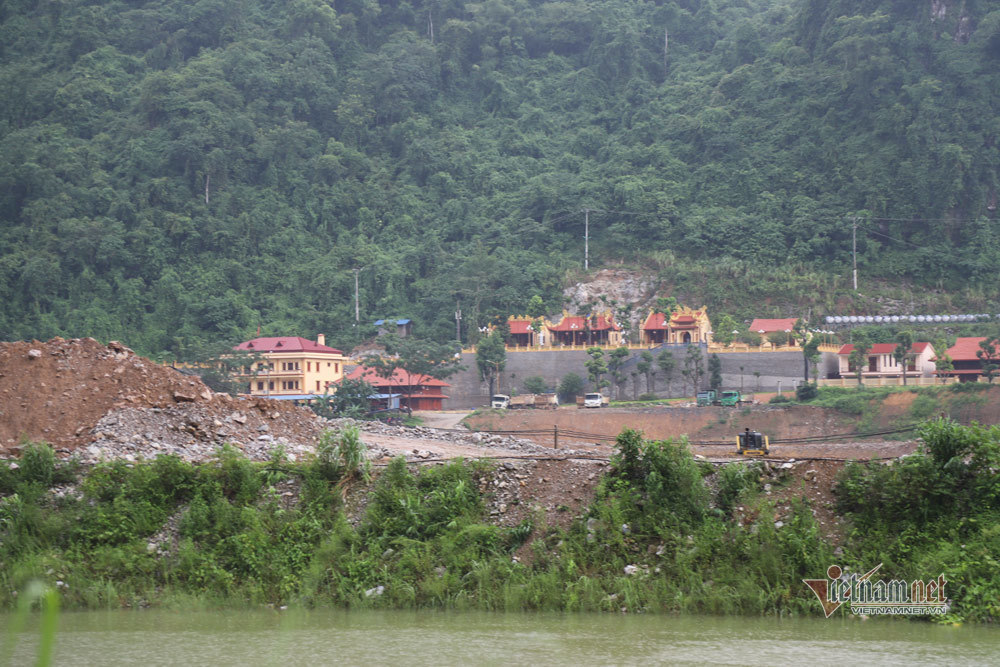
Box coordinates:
[4,610,998,666]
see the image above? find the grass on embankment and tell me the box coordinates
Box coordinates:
[768,383,999,436]
[2,420,999,623]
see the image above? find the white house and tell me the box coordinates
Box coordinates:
[837,342,936,378]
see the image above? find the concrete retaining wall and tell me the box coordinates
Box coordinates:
[444,348,838,409]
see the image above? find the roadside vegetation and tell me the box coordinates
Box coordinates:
[770,384,998,436]
[3,419,998,622]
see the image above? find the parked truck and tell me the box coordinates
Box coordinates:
[696,390,745,407]
[491,393,558,409]
[718,390,744,406]
[580,392,609,408]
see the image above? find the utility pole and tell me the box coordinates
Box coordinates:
[455,302,462,343]
[584,208,590,271]
[353,268,361,325]
[852,216,858,292]
[664,28,669,74]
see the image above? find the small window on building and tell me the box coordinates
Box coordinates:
[316,381,320,391]
[268,381,274,390]
[335,363,339,373]
[257,381,264,390]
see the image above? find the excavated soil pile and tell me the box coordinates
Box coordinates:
[0,337,324,458]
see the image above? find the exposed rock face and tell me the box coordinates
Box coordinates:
[931,0,947,22]
[562,269,658,330]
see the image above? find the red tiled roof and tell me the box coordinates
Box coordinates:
[749,318,798,334]
[234,337,343,354]
[508,319,533,335]
[643,312,669,330]
[344,366,450,387]
[643,311,703,330]
[549,315,619,332]
[838,342,931,356]
[944,337,989,362]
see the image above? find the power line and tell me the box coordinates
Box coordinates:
[858,225,931,251]
[873,216,1000,223]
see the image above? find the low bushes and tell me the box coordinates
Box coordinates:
[4,421,999,621]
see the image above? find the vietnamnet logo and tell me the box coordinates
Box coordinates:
[803,564,950,617]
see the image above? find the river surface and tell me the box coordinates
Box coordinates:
[4,609,998,665]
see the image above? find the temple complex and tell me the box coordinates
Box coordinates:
[639,306,713,345]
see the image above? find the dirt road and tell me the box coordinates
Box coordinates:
[464,404,929,461]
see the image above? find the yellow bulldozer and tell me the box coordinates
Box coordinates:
[736,428,770,456]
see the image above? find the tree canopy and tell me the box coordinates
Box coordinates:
[2,0,999,355]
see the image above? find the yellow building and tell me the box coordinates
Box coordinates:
[232,334,346,398]
[639,305,713,345]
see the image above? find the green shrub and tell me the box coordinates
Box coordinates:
[948,382,990,394]
[207,445,262,505]
[557,373,585,401]
[363,458,482,543]
[920,417,979,466]
[19,442,56,487]
[605,429,708,530]
[769,394,790,404]
[523,376,548,394]
[795,383,818,401]
[310,426,370,484]
[909,393,938,421]
[715,462,761,514]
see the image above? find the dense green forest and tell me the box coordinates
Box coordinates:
[2,0,999,356]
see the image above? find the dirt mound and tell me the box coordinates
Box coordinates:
[0,337,320,457]
[82,402,329,463]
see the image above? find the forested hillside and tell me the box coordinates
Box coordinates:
[2,0,999,356]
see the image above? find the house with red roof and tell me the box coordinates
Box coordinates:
[748,318,799,336]
[344,366,450,411]
[837,342,936,379]
[546,310,622,346]
[232,334,346,398]
[506,315,546,347]
[639,305,713,345]
[746,318,800,346]
[936,337,995,382]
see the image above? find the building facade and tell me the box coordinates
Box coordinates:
[546,310,622,346]
[748,318,799,345]
[506,316,545,347]
[837,342,936,378]
[344,366,450,411]
[639,305,713,345]
[938,337,994,382]
[232,335,346,398]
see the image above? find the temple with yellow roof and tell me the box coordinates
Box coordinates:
[639,305,713,345]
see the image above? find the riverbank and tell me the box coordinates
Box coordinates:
[2,420,998,623]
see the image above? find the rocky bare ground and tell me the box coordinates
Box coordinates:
[0,338,884,544]
[2,338,597,465]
